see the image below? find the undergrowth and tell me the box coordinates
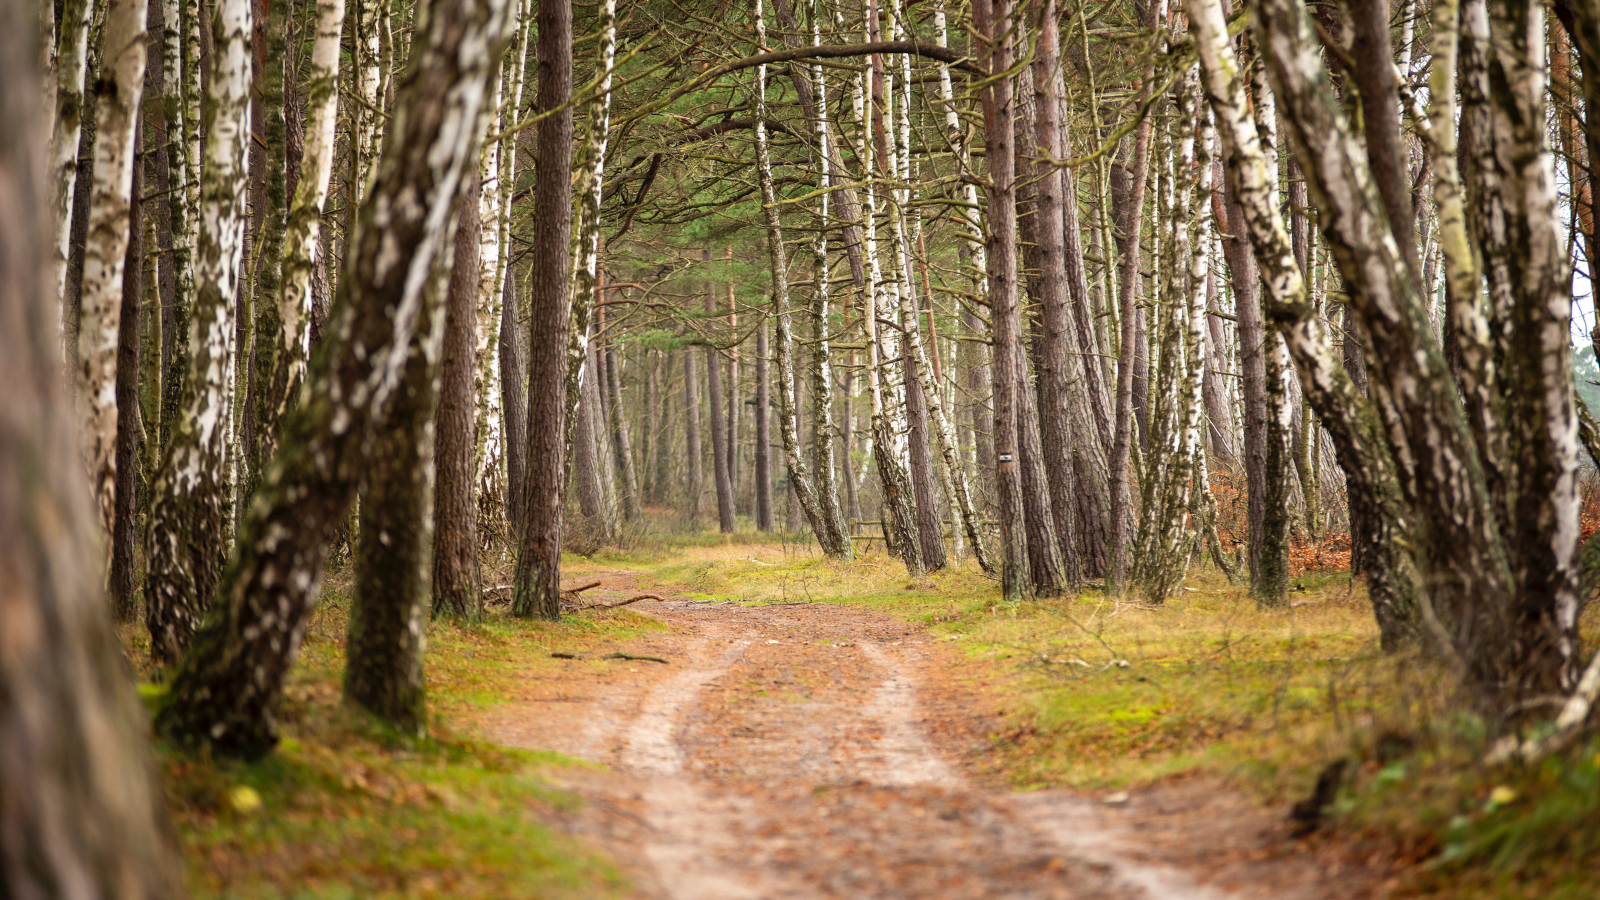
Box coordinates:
[126,572,665,900]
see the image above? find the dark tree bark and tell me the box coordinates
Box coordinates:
[514,0,574,620]
[145,0,179,453]
[1,10,185,883]
[1217,165,1272,593]
[1019,8,1088,585]
[653,349,675,505]
[705,251,735,532]
[111,114,144,623]
[1107,0,1162,591]
[904,343,947,568]
[755,321,774,531]
[154,0,511,756]
[346,290,439,736]
[601,302,641,522]
[642,351,659,503]
[684,346,704,520]
[1348,0,1417,274]
[500,266,527,535]
[976,0,1029,599]
[433,176,483,621]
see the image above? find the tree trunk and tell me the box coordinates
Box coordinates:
[110,115,143,623]
[1,15,185,883]
[500,266,528,534]
[346,281,442,737]
[433,176,483,621]
[155,0,510,756]
[1019,6,1089,584]
[274,0,344,447]
[755,321,774,531]
[705,251,736,532]
[976,0,1028,598]
[1107,0,1164,592]
[603,303,642,522]
[754,0,852,559]
[78,0,149,535]
[683,346,703,520]
[145,0,252,665]
[248,0,290,501]
[513,0,574,620]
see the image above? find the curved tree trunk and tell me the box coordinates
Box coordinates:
[155,0,512,756]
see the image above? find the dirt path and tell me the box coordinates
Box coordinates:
[477,569,1388,900]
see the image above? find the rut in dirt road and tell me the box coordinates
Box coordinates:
[483,578,1383,900]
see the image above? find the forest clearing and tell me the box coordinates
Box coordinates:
[8,0,1600,895]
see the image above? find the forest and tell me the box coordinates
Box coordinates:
[5,0,1600,895]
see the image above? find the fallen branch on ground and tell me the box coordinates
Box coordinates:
[567,593,664,612]
[603,652,669,664]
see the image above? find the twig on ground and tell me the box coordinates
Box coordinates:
[603,652,670,664]
[572,593,663,611]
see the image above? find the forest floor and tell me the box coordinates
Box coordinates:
[139,528,1600,899]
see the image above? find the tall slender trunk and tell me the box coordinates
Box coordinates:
[248,0,290,500]
[110,117,144,623]
[604,304,642,522]
[684,347,703,519]
[705,251,736,532]
[500,267,528,533]
[274,0,344,444]
[755,322,774,531]
[976,0,1027,598]
[50,0,97,310]
[808,53,851,553]
[78,0,149,534]
[754,0,851,559]
[513,0,574,620]
[145,0,251,665]
[156,0,511,755]
[1107,0,1166,592]
[434,175,484,621]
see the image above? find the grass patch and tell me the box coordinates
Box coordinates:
[130,569,665,900]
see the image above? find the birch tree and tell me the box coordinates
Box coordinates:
[76,0,148,533]
[156,0,512,755]
[50,0,97,310]
[145,0,251,665]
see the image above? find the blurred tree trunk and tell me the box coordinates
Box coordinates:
[1,9,184,882]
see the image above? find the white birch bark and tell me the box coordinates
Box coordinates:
[145,0,252,663]
[76,0,148,532]
[562,0,616,440]
[808,6,852,556]
[472,73,503,490]
[50,0,97,308]
[754,0,847,558]
[276,0,344,423]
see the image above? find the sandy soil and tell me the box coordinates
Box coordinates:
[474,569,1392,900]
